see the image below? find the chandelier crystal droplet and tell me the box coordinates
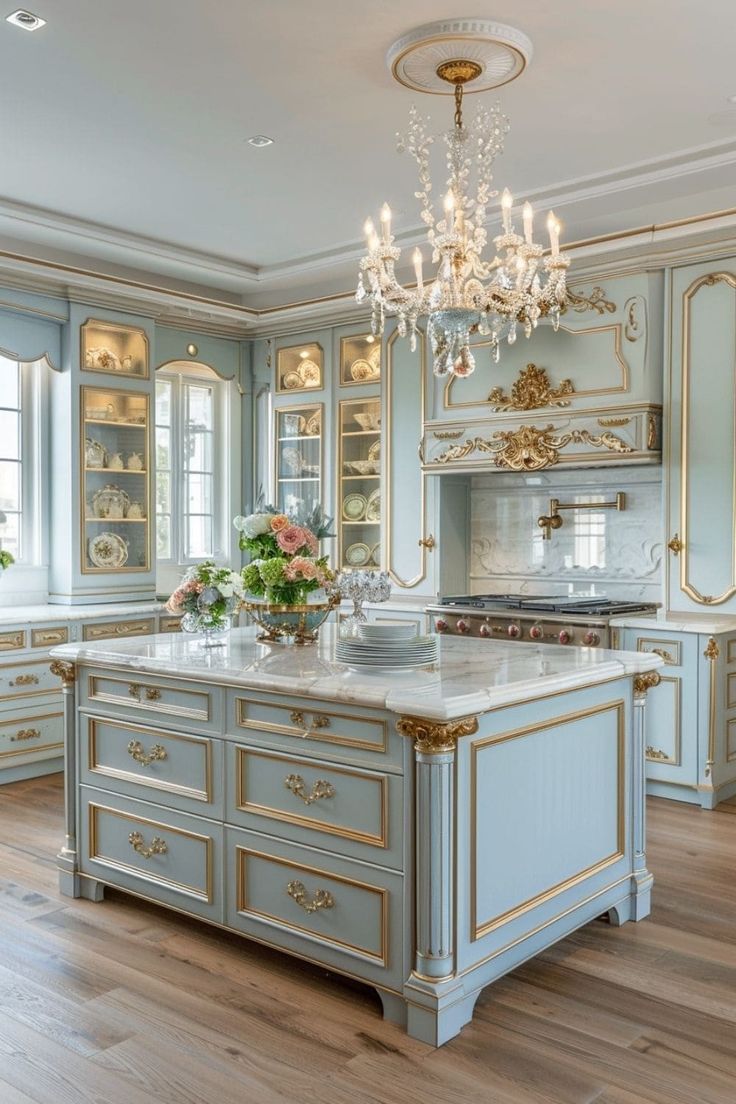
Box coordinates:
[356,74,570,378]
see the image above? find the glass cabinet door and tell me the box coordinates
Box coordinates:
[276,342,323,394]
[81,386,150,573]
[340,333,380,386]
[338,398,381,570]
[275,404,323,515]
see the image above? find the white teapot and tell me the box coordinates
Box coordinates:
[127,501,144,520]
[126,452,143,471]
[108,452,124,470]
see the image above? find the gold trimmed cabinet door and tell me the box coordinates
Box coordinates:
[667,261,736,612]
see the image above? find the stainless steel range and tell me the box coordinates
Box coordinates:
[426,594,658,648]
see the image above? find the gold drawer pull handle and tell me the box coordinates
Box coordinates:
[10,674,40,687]
[127,739,167,767]
[145,687,162,701]
[287,880,335,915]
[284,773,335,805]
[646,746,670,761]
[128,831,168,859]
[11,728,41,742]
[651,647,675,664]
[418,534,436,550]
[128,684,163,702]
[667,533,683,556]
[312,714,330,729]
[289,709,331,736]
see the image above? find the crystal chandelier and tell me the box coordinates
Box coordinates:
[356,56,570,378]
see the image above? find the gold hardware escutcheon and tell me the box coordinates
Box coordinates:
[418,534,436,550]
[128,831,168,859]
[289,710,331,735]
[11,728,41,742]
[286,879,335,915]
[127,739,168,767]
[651,648,676,665]
[128,683,163,702]
[9,674,40,687]
[32,628,68,647]
[668,533,683,555]
[284,773,336,805]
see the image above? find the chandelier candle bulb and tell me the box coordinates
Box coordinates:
[380,203,392,244]
[363,217,375,244]
[523,202,534,244]
[501,188,513,232]
[547,211,560,257]
[413,247,424,291]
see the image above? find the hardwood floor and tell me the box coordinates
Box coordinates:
[1,775,735,1104]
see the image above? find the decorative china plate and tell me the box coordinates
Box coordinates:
[297,359,321,386]
[304,412,321,436]
[88,531,128,569]
[368,440,380,461]
[342,493,367,521]
[350,358,373,381]
[282,371,303,390]
[365,489,381,522]
[345,542,371,567]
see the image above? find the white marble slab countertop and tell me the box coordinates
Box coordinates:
[51,625,662,722]
[0,601,165,625]
[610,611,736,635]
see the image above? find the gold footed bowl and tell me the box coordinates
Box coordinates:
[242,594,340,645]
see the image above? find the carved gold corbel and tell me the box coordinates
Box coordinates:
[487,363,575,412]
[633,670,661,697]
[396,714,478,754]
[50,660,76,688]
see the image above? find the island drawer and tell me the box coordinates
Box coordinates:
[80,787,223,922]
[83,618,156,642]
[31,626,69,649]
[0,657,64,702]
[226,745,403,869]
[0,630,26,653]
[225,826,405,990]
[0,705,64,765]
[158,616,183,633]
[228,690,402,770]
[81,714,223,817]
[80,669,221,733]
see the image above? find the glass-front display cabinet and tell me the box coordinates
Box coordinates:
[81,318,149,379]
[275,404,323,515]
[81,385,150,573]
[338,397,381,570]
[340,333,381,386]
[276,342,323,394]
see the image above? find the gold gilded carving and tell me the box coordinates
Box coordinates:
[487,363,574,412]
[433,429,464,440]
[284,773,336,806]
[647,414,657,450]
[646,746,670,761]
[566,286,616,314]
[668,533,683,556]
[127,739,168,767]
[633,670,661,696]
[10,674,40,687]
[128,831,168,859]
[597,417,630,427]
[704,638,720,661]
[49,660,75,687]
[431,423,633,472]
[624,296,646,342]
[397,714,479,753]
[11,728,41,742]
[287,880,335,915]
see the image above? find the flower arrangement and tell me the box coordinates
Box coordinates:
[0,550,14,572]
[234,502,335,606]
[166,560,245,634]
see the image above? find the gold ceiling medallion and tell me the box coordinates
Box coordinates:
[633,671,661,696]
[49,660,75,687]
[566,286,616,315]
[435,59,483,84]
[397,714,479,754]
[487,363,574,411]
[431,423,633,471]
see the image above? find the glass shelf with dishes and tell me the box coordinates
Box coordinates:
[338,397,382,571]
[274,403,323,515]
[340,332,381,386]
[81,386,151,573]
[81,318,149,379]
[276,342,323,394]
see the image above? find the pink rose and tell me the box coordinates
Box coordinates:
[291,556,317,580]
[270,514,290,533]
[277,525,307,555]
[304,529,319,554]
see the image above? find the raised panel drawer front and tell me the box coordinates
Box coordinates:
[226,826,405,990]
[228,745,402,867]
[0,707,63,764]
[82,714,221,816]
[158,616,182,633]
[83,618,156,642]
[0,657,65,702]
[0,630,26,653]
[230,691,401,770]
[82,670,218,732]
[81,788,222,921]
[31,626,69,649]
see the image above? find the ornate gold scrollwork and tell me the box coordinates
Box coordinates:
[431,423,633,472]
[597,416,630,427]
[10,728,41,742]
[127,739,167,767]
[418,535,436,550]
[704,638,720,661]
[49,660,75,687]
[633,671,661,697]
[651,648,676,665]
[9,674,40,687]
[289,710,330,733]
[284,773,336,806]
[145,687,162,702]
[667,533,683,556]
[432,429,464,440]
[128,683,162,702]
[286,879,335,915]
[646,746,670,761]
[396,714,479,754]
[647,414,657,450]
[487,363,575,412]
[128,831,168,859]
[566,286,616,314]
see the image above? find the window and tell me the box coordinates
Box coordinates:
[0,355,22,559]
[155,366,228,565]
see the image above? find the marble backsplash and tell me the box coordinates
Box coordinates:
[469,466,663,602]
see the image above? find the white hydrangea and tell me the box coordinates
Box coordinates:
[233,513,275,538]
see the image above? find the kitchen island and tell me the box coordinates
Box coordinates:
[50,627,662,1046]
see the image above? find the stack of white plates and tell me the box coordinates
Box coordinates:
[336,628,438,669]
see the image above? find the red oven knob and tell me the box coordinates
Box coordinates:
[507,623,521,639]
[435,618,449,633]
[479,623,491,638]
[529,623,544,641]
[558,628,573,645]
[456,618,471,634]
[582,630,600,647]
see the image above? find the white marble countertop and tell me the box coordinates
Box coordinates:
[0,601,165,625]
[610,611,736,635]
[51,625,662,722]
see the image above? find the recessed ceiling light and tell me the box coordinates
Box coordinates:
[6,9,46,30]
[247,135,274,147]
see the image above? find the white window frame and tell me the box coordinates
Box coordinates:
[0,355,46,567]
[155,365,231,569]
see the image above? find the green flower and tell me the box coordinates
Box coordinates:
[242,562,263,595]
[258,557,288,588]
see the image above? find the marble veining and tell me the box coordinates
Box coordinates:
[0,601,166,625]
[611,611,736,635]
[51,624,662,721]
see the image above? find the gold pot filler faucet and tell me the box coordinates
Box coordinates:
[537,493,626,541]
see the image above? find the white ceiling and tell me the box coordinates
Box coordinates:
[2,0,736,304]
